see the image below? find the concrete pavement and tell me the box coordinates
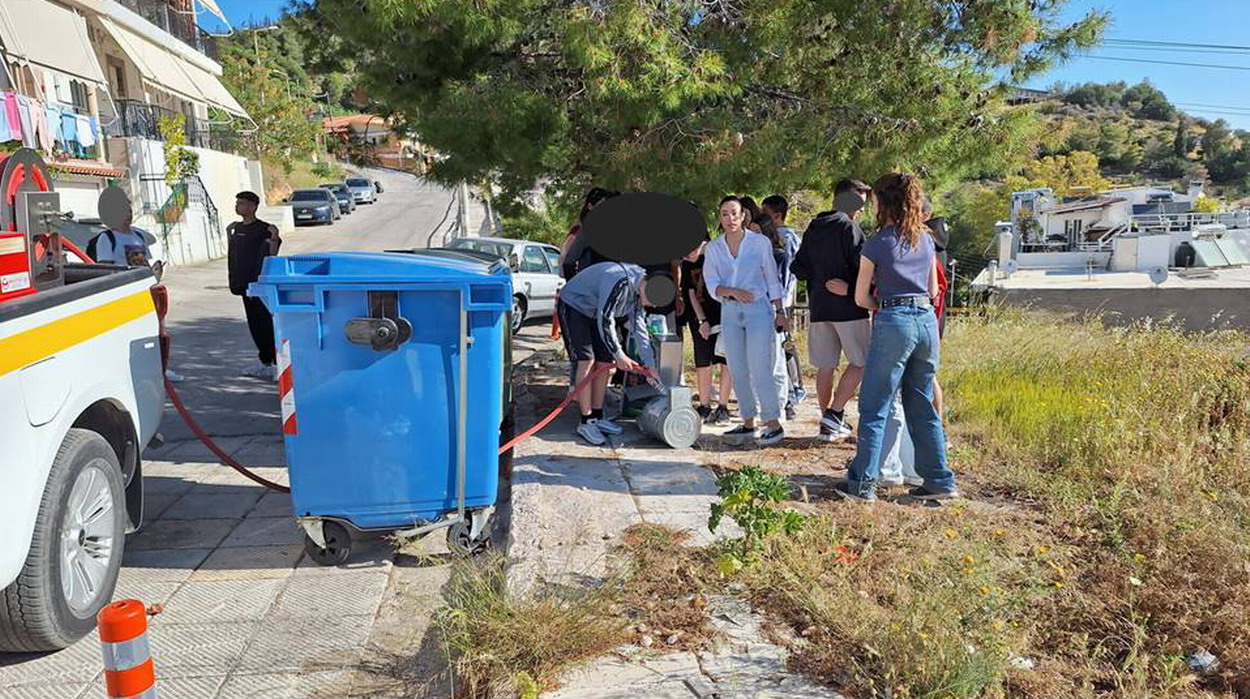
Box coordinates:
[0,168,554,699]
[506,359,835,699]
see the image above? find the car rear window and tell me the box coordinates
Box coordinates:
[450,239,512,258]
[291,190,328,202]
[346,178,370,187]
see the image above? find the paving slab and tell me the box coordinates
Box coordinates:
[189,544,304,581]
[145,621,256,679]
[119,547,214,583]
[125,517,239,550]
[222,516,305,547]
[0,683,92,699]
[236,614,375,673]
[158,578,286,625]
[270,569,389,618]
[247,490,294,518]
[216,670,351,699]
[162,491,264,520]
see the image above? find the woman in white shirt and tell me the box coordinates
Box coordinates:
[703,196,789,445]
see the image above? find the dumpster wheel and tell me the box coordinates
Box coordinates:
[303,520,352,566]
[447,519,490,557]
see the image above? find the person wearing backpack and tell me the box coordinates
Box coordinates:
[89,187,185,382]
[228,191,282,380]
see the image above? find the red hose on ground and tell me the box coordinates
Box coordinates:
[498,363,615,455]
[164,377,291,493]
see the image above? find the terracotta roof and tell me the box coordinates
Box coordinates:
[322,114,390,130]
[47,160,127,178]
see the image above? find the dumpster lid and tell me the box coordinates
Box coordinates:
[257,251,510,285]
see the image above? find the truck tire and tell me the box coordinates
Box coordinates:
[0,429,127,651]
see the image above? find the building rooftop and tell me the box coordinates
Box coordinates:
[984,265,1250,291]
[1038,197,1128,215]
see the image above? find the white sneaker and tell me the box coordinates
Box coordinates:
[592,418,624,436]
[241,361,274,379]
[577,421,607,446]
[164,369,185,383]
[903,476,925,487]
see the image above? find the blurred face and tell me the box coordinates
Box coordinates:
[235,198,258,217]
[762,204,783,228]
[719,202,742,233]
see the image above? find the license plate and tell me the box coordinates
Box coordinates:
[296,214,313,219]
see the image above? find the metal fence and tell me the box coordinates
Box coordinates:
[105,100,250,155]
[115,0,218,59]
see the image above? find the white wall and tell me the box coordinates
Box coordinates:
[1018,251,1112,269]
[53,178,107,220]
[109,137,262,266]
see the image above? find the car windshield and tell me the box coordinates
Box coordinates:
[321,184,347,194]
[449,239,514,259]
[291,190,328,202]
[346,178,370,187]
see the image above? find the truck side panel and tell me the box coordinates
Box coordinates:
[0,276,161,587]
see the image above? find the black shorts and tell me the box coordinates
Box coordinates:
[686,317,726,368]
[558,301,613,363]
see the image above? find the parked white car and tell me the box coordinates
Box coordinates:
[447,237,563,332]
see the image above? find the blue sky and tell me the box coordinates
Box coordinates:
[202,0,1250,130]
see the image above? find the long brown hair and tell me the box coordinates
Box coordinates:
[872,173,929,249]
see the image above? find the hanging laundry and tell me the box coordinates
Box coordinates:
[33,100,53,153]
[16,96,37,149]
[0,96,12,143]
[3,93,22,143]
[44,104,61,150]
[76,115,94,147]
[60,111,78,149]
[89,116,100,143]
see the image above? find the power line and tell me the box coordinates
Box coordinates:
[1082,54,1250,72]
[1106,37,1250,52]
[1101,44,1250,56]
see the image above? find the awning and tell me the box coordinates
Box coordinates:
[98,16,247,117]
[196,0,232,31]
[47,159,127,178]
[178,60,247,117]
[0,0,107,85]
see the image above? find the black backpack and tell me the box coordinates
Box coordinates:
[86,230,116,262]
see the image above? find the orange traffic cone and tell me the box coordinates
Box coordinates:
[99,600,157,699]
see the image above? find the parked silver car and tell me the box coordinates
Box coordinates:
[447,237,563,333]
[345,177,377,204]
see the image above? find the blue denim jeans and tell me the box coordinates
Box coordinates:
[721,299,782,422]
[880,390,921,484]
[847,305,954,495]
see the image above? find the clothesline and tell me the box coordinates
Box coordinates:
[0,90,100,157]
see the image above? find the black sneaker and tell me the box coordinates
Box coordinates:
[907,486,960,501]
[834,482,877,502]
[758,425,785,446]
[817,423,836,442]
[711,405,732,426]
[696,405,713,421]
[820,411,853,439]
[722,424,756,445]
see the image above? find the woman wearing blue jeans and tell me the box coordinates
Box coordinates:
[836,174,958,501]
[704,196,789,446]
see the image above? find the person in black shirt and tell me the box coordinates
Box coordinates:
[790,178,873,441]
[680,236,733,425]
[228,191,282,381]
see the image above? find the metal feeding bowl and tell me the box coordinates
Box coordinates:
[638,386,701,449]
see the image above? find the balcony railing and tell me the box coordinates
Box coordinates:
[116,0,218,60]
[105,99,251,155]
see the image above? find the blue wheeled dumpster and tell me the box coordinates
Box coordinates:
[248,251,513,563]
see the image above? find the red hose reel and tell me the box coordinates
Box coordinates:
[0,148,61,303]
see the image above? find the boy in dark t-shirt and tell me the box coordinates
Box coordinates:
[228,191,282,381]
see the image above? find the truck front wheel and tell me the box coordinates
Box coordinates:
[0,429,126,651]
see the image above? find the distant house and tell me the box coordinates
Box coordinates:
[322,114,424,171]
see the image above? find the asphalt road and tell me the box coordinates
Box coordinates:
[158,167,552,442]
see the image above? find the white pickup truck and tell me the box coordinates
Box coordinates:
[0,160,167,651]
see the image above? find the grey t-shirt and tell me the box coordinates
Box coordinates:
[861,225,934,299]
